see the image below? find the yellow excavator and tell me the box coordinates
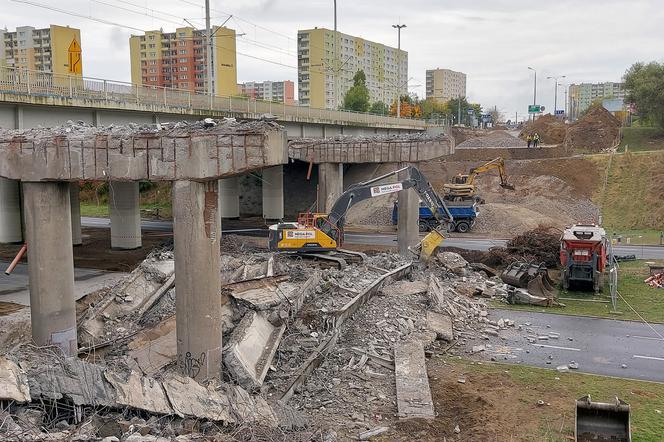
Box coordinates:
[443,157,514,201]
[268,165,453,262]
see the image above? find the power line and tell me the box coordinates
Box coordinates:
[90,0,188,27]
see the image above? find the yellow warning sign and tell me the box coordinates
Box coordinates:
[68,39,82,74]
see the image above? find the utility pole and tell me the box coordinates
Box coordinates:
[333,0,337,110]
[392,23,406,118]
[547,74,566,118]
[457,94,461,126]
[528,66,536,122]
[205,0,213,97]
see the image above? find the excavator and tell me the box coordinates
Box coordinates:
[268,165,453,263]
[443,157,514,201]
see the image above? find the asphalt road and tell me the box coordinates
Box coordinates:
[483,308,664,382]
[81,217,664,259]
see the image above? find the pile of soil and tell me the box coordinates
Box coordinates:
[450,127,488,145]
[519,114,567,144]
[564,105,622,152]
[457,130,527,148]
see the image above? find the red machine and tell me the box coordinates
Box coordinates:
[560,223,608,292]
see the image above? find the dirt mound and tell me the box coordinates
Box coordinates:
[450,127,488,145]
[564,105,622,152]
[520,114,567,144]
[457,130,527,148]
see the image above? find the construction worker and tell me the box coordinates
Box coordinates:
[527,134,533,148]
[533,132,541,148]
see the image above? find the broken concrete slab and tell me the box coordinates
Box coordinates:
[223,311,286,390]
[224,275,290,310]
[127,316,177,375]
[426,311,454,341]
[161,375,235,423]
[0,357,30,402]
[103,370,172,415]
[394,340,435,419]
[224,384,278,427]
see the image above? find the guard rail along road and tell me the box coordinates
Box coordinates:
[0,66,427,130]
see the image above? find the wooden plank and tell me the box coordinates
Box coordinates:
[394,340,435,419]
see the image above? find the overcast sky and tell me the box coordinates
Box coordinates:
[3,0,663,120]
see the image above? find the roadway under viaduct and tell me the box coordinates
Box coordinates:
[0,115,453,382]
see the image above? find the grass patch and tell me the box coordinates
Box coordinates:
[620,127,664,152]
[493,260,664,322]
[80,202,109,217]
[443,357,664,441]
[80,202,172,219]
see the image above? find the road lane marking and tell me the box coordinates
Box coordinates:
[532,344,581,351]
[630,335,664,341]
[633,355,664,361]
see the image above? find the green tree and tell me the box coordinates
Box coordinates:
[420,98,450,120]
[445,97,482,125]
[342,70,370,112]
[624,61,664,128]
[369,101,389,115]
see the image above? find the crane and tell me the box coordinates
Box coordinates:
[443,157,514,201]
[268,165,453,261]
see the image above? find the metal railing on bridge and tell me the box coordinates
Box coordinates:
[0,66,427,128]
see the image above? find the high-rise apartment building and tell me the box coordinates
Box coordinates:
[425,68,466,103]
[297,28,408,109]
[1,25,83,75]
[129,26,237,96]
[568,82,626,119]
[238,80,295,104]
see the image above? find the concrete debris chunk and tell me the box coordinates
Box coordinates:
[0,357,30,402]
[162,375,235,423]
[394,340,435,419]
[223,311,286,390]
[472,345,486,353]
[381,280,428,297]
[103,370,172,415]
[426,311,454,341]
[359,426,389,440]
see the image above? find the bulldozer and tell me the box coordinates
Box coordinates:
[268,165,453,263]
[443,157,514,202]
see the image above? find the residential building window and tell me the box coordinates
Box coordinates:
[179,50,187,54]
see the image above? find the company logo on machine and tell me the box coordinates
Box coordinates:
[286,230,316,239]
[370,183,403,197]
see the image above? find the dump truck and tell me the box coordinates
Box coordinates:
[443,157,514,202]
[392,200,478,233]
[268,165,453,262]
[560,223,608,292]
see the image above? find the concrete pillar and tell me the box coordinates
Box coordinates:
[262,166,284,221]
[0,178,23,243]
[173,180,222,381]
[218,177,240,219]
[70,183,82,246]
[23,182,77,356]
[109,181,142,250]
[318,163,343,213]
[397,164,419,256]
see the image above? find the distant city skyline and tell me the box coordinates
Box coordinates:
[2,0,661,119]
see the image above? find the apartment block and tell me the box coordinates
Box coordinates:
[0,25,82,75]
[425,68,466,103]
[238,80,295,104]
[568,82,626,119]
[297,28,408,109]
[129,26,237,96]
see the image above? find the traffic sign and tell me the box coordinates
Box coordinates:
[528,104,543,113]
[467,108,474,115]
[555,109,565,116]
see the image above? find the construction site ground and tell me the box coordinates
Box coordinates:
[619,126,664,152]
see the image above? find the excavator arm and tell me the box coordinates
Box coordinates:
[467,157,514,189]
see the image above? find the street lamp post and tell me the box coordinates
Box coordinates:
[392,23,406,118]
[333,0,338,110]
[527,66,536,122]
[547,75,566,118]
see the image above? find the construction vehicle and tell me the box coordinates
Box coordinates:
[575,395,631,442]
[560,223,608,292]
[392,200,478,233]
[268,166,453,262]
[443,157,514,202]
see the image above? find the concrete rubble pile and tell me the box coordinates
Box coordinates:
[0,240,526,440]
[456,130,527,149]
[645,271,664,288]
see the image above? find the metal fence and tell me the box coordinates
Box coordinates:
[0,67,428,129]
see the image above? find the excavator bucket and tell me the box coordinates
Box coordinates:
[500,182,515,190]
[526,274,558,300]
[419,230,445,262]
[576,395,631,442]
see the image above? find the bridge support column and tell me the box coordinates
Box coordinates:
[0,178,23,243]
[318,163,343,213]
[70,183,82,246]
[262,166,284,221]
[109,181,142,250]
[173,180,222,381]
[397,163,419,256]
[219,177,240,219]
[23,182,77,356]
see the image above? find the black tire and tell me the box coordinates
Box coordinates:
[419,221,430,232]
[455,222,470,233]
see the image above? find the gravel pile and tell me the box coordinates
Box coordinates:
[457,130,527,148]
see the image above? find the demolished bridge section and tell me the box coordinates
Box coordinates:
[0,120,288,182]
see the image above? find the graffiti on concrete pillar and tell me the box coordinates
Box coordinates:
[204,183,218,243]
[178,351,207,378]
